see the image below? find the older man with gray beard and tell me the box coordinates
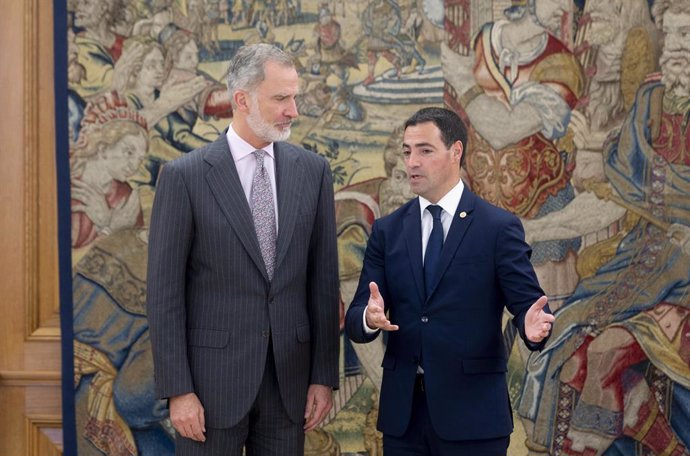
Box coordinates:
[518,2,690,455]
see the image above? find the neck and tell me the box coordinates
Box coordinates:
[424,177,462,204]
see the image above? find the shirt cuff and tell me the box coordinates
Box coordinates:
[362,305,378,334]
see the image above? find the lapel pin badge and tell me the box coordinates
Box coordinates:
[459,211,467,219]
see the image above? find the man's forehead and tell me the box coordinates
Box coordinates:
[403,123,443,142]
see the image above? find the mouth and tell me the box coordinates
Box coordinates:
[408,174,423,183]
[276,121,292,130]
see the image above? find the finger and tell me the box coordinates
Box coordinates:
[304,394,331,432]
[71,179,89,188]
[543,313,555,324]
[71,204,88,213]
[380,323,399,331]
[304,407,318,431]
[570,109,585,123]
[310,400,332,431]
[303,392,315,421]
[303,401,316,431]
[171,420,185,438]
[532,296,548,311]
[368,282,381,300]
[190,421,206,442]
[70,187,92,199]
[181,423,193,439]
[198,405,206,434]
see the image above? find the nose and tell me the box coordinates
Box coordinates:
[406,151,420,168]
[286,98,298,119]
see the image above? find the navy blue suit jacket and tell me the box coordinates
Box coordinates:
[345,188,546,440]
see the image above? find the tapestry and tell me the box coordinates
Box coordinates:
[58,0,690,454]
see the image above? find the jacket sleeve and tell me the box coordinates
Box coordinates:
[146,163,196,399]
[345,219,387,344]
[495,215,551,351]
[306,159,341,388]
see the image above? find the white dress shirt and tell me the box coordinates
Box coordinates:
[363,179,465,333]
[226,125,279,231]
[419,179,464,263]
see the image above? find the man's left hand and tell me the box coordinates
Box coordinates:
[304,384,333,432]
[524,296,555,343]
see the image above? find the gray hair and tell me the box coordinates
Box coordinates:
[225,44,295,108]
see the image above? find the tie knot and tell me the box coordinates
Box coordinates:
[253,149,266,167]
[427,205,443,220]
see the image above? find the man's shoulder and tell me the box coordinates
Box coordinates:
[472,192,519,224]
[278,141,330,171]
[280,141,325,159]
[165,136,226,172]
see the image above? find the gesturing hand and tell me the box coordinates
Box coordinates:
[364,282,399,331]
[524,296,554,343]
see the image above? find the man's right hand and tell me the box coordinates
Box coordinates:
[169,392,206,442]
[365,282,399,331]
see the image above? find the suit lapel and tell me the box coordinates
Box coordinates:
[427,188,477,299]
[403,199,426,303]
[273,142,303,271]
[203,134,268,281]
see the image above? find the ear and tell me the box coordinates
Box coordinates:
[234,90,250,113]
[452,140,463,163]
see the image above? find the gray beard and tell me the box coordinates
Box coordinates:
[247,102,291,144]
[661,51,690,97]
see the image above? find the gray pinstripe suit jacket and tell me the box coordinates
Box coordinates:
[146,133,340,429]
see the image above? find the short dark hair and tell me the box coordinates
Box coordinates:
[404,107,468,165]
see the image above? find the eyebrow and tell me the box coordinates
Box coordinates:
[402,142,436,149]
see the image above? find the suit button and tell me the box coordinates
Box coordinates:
[421,316,429,323]
[262,330,270,338]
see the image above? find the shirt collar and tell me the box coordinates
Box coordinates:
[418,179,465,217]
[226,124,275,161]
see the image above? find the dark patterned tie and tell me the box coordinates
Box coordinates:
[251,149,276,280]
[424,205,444,297]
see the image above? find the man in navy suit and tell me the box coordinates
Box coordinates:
[345,107,554,455]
